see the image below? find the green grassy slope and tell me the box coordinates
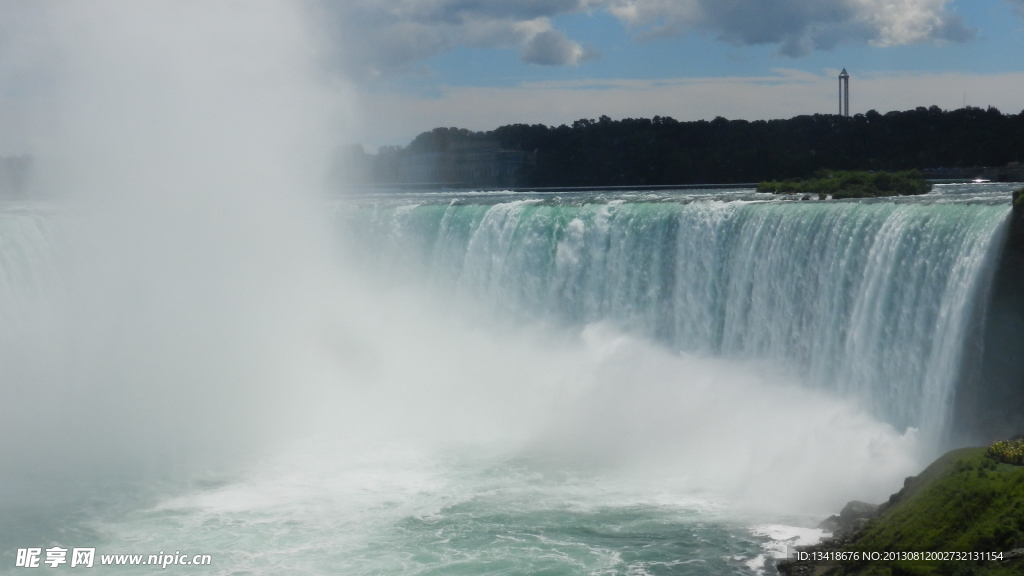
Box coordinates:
[832,447,1024,575]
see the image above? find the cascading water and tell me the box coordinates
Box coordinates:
[340,191,1011,447]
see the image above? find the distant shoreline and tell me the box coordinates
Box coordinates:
[349,179,982,193]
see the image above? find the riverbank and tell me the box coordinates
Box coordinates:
[778,446,1024,575]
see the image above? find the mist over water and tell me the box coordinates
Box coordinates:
[0,0,347,494]
[0,2,999,574]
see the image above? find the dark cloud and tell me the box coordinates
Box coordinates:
[610,0,974,56]
[698,1,862,57]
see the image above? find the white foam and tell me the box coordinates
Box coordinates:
[751,523,830,558]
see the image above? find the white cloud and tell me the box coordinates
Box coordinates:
[521,29,598,65]
[860,0,973,46]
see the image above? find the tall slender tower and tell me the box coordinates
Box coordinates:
[839,68,849,117]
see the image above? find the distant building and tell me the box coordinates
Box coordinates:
[923,162,1024,182]
[397,150,445,184]
[839,68,850,117]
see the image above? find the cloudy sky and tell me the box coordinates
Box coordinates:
[324,0,1024,148]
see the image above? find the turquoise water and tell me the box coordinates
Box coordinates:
[4,441,829,575]
[338,185,1013,442]
[0,185,1015,575]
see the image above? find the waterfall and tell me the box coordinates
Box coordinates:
[341,197,1010,445]
[0,195,1012,453]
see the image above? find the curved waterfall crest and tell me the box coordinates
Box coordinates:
[0,197,1011,450]
[344,198,1010,444]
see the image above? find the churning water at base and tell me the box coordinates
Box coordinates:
[0,185,1014,575]
[57,440,834,576]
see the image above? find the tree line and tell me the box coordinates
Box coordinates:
[379,106,1024,187]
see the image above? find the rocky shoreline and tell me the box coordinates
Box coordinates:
[776,447,1024,576]
[775,500,881,576]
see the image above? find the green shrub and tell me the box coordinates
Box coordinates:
[759,170,932,198]
[987,439,1024,465]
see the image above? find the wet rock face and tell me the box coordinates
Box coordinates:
[778,501,882,576]
[953,193,1024,446]
[774,500,880,569]
[817,500,879,538]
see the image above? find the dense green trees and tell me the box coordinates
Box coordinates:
[396,106,1024,187]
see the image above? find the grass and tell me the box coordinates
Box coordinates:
[830,447,1024,575]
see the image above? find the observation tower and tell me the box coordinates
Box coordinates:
[839,68,850,117]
